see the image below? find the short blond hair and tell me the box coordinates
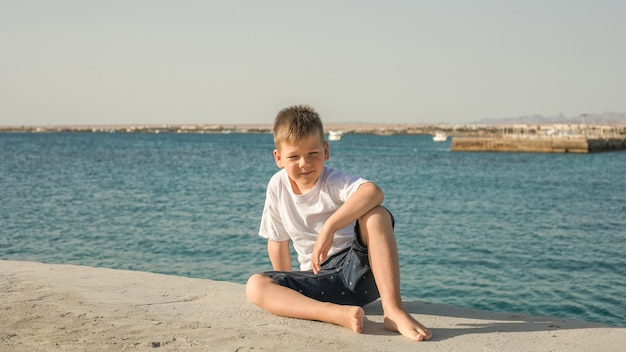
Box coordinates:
[273,105,325,149]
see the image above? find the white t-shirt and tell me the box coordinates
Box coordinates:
[259,166,369,271]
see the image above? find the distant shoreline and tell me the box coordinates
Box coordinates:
[1,122,625,137]
[0,123,469,135]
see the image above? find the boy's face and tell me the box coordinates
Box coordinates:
[273,133,329,195]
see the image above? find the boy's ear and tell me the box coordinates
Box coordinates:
[273,149,284,169]
[324,141,330,161]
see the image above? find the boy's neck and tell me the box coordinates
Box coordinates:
[289,175,319,195]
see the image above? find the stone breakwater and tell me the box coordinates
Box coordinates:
[451,136,626,153]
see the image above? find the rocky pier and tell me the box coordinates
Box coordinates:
[451,136,626,153]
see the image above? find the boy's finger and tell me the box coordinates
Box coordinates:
[313,252,325,274]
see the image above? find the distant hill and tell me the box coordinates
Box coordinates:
[474,112,626,125]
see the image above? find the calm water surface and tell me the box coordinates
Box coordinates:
[1,132,624,326]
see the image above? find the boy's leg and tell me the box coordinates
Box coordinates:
[246,273,365,333]
[357,206,432,341]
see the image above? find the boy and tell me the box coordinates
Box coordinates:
[246,105,431,341]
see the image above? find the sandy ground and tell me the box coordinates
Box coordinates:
[1,260,624,352]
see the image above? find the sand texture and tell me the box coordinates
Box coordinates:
[1,260,624,351]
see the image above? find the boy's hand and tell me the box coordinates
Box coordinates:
[311,230,334,274]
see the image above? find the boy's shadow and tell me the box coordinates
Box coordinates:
[362,300,608,341]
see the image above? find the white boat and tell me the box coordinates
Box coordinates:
[328,130,344,141]
[433,132,448,142]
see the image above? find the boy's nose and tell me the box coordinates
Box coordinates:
[299,156,309,167]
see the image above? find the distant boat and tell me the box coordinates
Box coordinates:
[328,130,344,141]
[433,132,448,142]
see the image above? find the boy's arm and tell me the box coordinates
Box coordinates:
[267,239,292,271]
[311,182,384,274]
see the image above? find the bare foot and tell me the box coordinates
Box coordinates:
[330,305,365,333]
[383,309,432,341]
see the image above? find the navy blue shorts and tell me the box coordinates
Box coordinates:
[262,211,394,307]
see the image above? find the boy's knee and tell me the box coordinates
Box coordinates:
[357,206,395,246]
[246,273,270,305]
[359,205,392,226]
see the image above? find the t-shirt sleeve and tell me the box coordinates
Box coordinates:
[325,167,370,203]
[258,174,290,241]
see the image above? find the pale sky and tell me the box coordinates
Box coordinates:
[1,0,625,126]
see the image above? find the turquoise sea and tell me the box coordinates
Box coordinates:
[1,132,624,326]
